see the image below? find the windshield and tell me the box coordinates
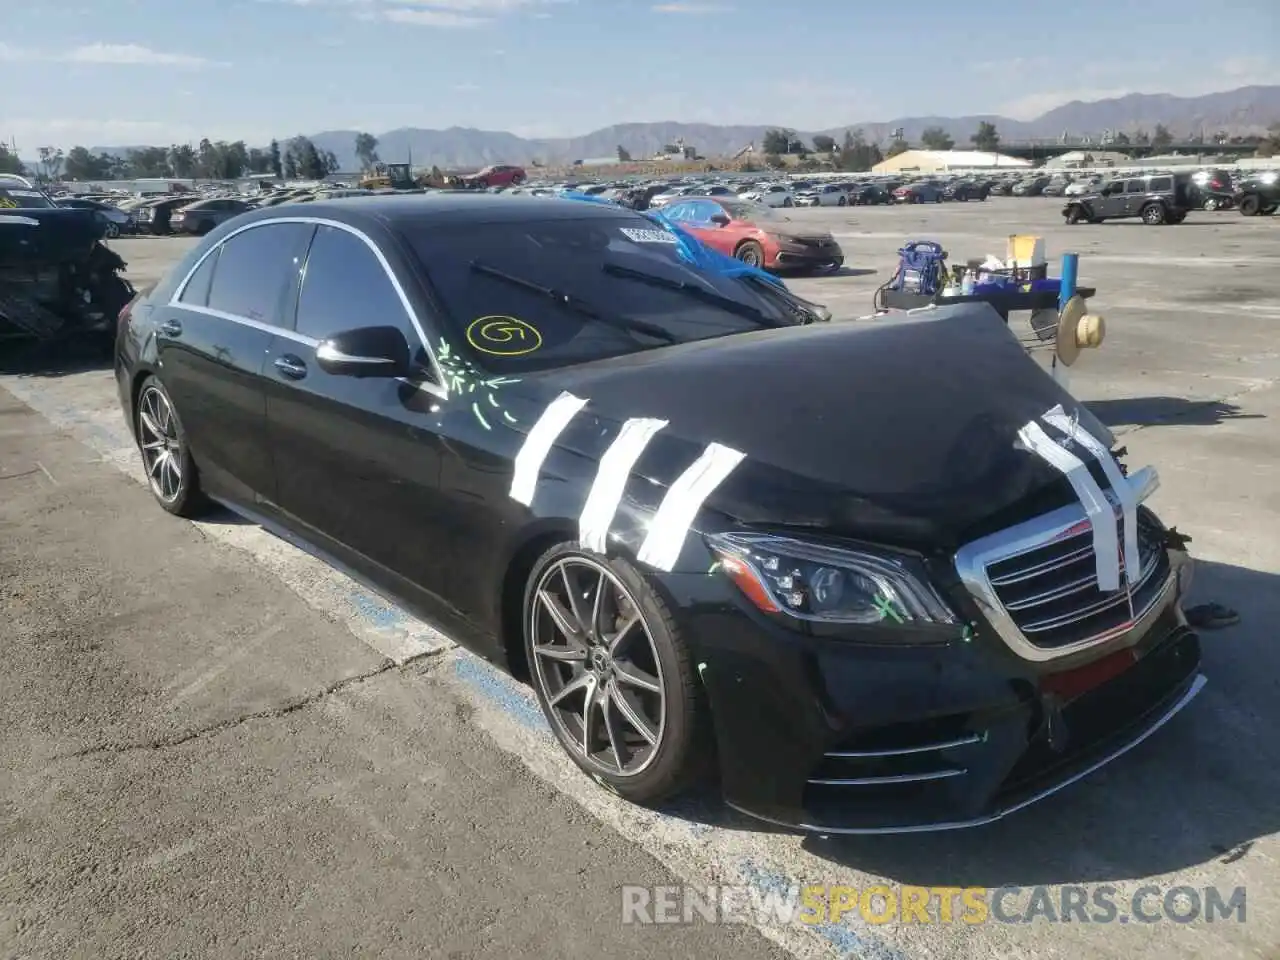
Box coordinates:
[718,200,782,222]
[405,214,796,373]
[0,186,54,209]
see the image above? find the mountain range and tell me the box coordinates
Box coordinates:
[81,85,1280,172]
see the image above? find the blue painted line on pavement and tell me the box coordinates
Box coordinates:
[453,655,546,731]
[348,590,407,631]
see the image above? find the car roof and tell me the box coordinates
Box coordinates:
[237,193,639,231]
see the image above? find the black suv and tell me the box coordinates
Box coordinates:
[1234,172,1278,216]
[1063,173,1196,225]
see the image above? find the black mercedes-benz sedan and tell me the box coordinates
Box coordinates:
[115,194,1205,833]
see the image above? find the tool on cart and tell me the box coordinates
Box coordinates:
[884,241,948,298]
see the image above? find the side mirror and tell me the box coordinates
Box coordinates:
[709,213,731,226]
[315,325,411,378]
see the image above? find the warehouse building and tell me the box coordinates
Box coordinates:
[873,149,1031,173]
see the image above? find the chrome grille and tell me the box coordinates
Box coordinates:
[955,467,1177,662]
[986,512,1170,649]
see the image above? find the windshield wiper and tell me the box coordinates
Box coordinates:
[601,262,786,328]
[469,260,677,344]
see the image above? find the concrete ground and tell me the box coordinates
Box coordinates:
[1,197,1277,959]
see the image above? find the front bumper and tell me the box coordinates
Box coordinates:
[671,543,1201,834]
[772,243,844,269]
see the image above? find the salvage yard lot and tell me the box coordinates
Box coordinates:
[1,197,1277,960]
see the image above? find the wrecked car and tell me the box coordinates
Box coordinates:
[0,175,134,345]
[116,194,1204,833]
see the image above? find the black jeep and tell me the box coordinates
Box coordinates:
[0,175,134,346]
[1234,172,1278,216]
[1062,172,1197,225]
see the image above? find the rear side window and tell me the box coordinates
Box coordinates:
[206,222,313,326]
[1149,176,1172,191]
[295,224,417,344]
[179,248,220,306]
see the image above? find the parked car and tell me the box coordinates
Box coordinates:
[847,183,891,205]
[1192,169,1236,211]
[1064,176,1103,197]
[54,196,135,238]
[795,183,850,207]
[1234,171,1278,216]
[1011,176,1051,197]
[172,197,254,236]
[737,183,795,207]
[660,196,843,271]
[942,180,989,201]
[115,193,1203,834]
[1063,173,1197,225]
[134,195,200,235]
[892,181,943,203]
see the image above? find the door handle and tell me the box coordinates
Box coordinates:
[273,354,307,380]
[160,318,182,337]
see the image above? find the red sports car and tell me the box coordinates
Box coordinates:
[658,196,844,272]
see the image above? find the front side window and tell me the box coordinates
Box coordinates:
[206,222,313,326]
[1126,180,1148,194]
[0,186,54,209]
[404,214,796,375]
[295,224,419,347]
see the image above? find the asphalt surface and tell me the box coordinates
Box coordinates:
[1,197,1278,960]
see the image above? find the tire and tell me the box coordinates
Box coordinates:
[734,240,765,267]
[1203,197,1219,211]
[104,221,120,239]
[1065,205,1085,224]
[1238,194,1261,216]
[523,544,709,804]
[134,376,211,518]
[782,197,793,207]
[1141,203,1166,225]
[1168,212,1187,224]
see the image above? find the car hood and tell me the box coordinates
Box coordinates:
[514,304,1111,550]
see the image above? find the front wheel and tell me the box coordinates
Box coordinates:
[1065,205,1085,224]
[837,196,847,206]
[135,376,211,518]
[523,546,709,804]
[734,240,765,267]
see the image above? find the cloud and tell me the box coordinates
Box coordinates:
[0,42,217,67]
[382,7,489,25]
[651,2,730,10]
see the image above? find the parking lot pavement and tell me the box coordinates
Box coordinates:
[0,391,787,960]
[2,201,1278,959]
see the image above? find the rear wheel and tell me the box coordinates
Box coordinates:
[1238,194,1262,216]
[523,545,708,803]
[734,240,765,267]
[104,221,120,239]
[1141,203,1167,225]
[135,376,211,518]
[1203,197,1219,211]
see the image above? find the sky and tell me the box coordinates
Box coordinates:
[1,0,1278,150]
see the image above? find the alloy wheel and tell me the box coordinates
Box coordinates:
[530,556,667,777]
[137,385,184,503]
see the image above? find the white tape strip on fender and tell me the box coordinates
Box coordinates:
[1042,404,1141,586]
[578,417,668,554]
[1016,420,1121,591]
[638,442,746,572]
[509,392,588,507]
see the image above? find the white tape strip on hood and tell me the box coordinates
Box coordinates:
[638,442,746,573]
[1041,404,1141,587]
[579,417,668,554]
[509,391,588,507]
[1016,420,1121,591]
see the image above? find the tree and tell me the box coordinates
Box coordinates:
[321,149,340,175]
[354,132,379,170]
[290,136,328,179]
[64,146,107,180]
[616,144,632,162]
[920,126,954,150]
[1150,124,1173,152]
[761,128,794,155]
[283,147,298,180]
[36,146,65,180]
[269,139,283,178]
[1134,128,1150,145]
[886,138,910,158]
[0,144,23,175]
[836,128,881,172]
[811,134,836,153]
[247,147,272,174]
[1112,131,1131,146]
[970,121,1000,152]
[1257,122,1280,158]
[168,144,197,177]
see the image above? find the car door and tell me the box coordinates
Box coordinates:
[1122,179,1148,217]
[263,221,454,602]
[682,200,738,255]
[158,220,314,506]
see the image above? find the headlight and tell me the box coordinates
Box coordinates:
[705,532,957,625]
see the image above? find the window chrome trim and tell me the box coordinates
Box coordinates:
[954,466,1168,663]
[168,215,448,399]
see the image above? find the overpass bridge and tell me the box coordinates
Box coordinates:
[993,140,1260,161]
